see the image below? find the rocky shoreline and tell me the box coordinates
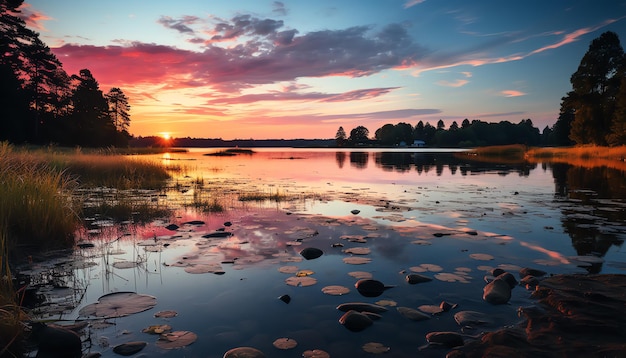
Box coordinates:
[447,274,626,357]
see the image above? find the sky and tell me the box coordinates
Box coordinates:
[18,0,626,140]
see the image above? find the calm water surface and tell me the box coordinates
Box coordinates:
[28,148,626,357]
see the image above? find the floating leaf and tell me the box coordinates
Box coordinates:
[343,257,372,265]
[224,347,267,358]
[321,285,350,296]
[343,247,371,255]
[273,337,297,349]
[142,324,172,335]
[154,310,178,318]
[348,271,373,279]
[184,263,224,274]
[296,269,315,277]
[469,253,494,261]
[434,273,471,283]
[278,266,299,274]
[418,305,443,315]
[79,292,157,318]
[156,331,197,349]
[285,276,317,287]
[302,349,330,358]
[375,299,397,307]
[362,342,390,354]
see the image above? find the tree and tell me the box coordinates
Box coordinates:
[106,87,131,132]
[437,119,445,131]
[461,119,470,129]
[567,31,625,145]
[69,69,115,146]
[607,75,626,146]
[375,123,395,145]
[413,121,425,140]
[349,126,370,144]
[335,126,347,146]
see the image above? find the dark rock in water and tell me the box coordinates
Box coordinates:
[77,242,95,249]
[453,274,626,357]
[439,301,457,312]
[406,273,433,284]
[491,268,505,277]
[224,221,232,227]
[497,272,518,289]
[453,310,492,327]
[202,231,233,238]
[30,322,82,358]
[396,306,430,321]
[362,312,383,320]
[82,353,102,358]
[299,247,323,260]
[223,346,266,358]
[339,310,373,332]
[519,267,547,278]
[351,209,360,215]
[520,275,539,289]
[278,294,291,304]
[112,341,147,356]
[426,331,465,347]
[184,220,205,225]
[483,278,511,304]
[355,279,392,297]
[336,302,388,313]
[165,224,179,231]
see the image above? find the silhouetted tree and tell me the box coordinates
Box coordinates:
[461,119,470,129]
[375,123,396,145]
[607,74,626,146]
[106,87,131,132]
[69,69,116,146]
[567,31,625,145]
[413,120,425,140]
[335,126,347,146]
[349,126,370,144]
[436,119,445,131]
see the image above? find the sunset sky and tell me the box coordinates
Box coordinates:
[20,0,626,139]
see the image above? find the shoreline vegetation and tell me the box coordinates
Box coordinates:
[466,144,626,171]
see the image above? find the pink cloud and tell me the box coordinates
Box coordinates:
[501,90,526,97]
[16,3,51,31]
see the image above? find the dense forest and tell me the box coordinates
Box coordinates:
[2,0,625,148]
[0,0,131,147]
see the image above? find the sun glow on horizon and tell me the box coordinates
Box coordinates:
[161,132,171,140]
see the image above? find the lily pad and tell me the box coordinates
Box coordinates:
[375,299,397,307]
[321,285,350,296]
[302,349,330,358]
[272,337,297,349]
[78,292,157,318]
[343,247,371,255]
[154,310,178,318]
[296,269,315,277]
[224,346,266,358]
[362,342,390,354]
[142,324,172,334]
[434,272,471,283]
[469,253,494,261]
[156,331,197,349]
[343,257,372,265]
[112,261,139,269]
[348,271,373,279]
[285,276,317,287]
[278,266,299,274]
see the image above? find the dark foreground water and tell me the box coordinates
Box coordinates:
[23,149,626,357]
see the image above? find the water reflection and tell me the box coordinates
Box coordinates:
[349,151,368,168]
[549,163,626,272]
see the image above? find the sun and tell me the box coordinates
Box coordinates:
[161,132,171,141]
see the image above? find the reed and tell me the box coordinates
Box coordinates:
[238,189,291,202]
[526,145,626,161]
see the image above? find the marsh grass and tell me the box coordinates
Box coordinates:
[238,189,292,202]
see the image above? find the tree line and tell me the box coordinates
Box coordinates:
[336,31,626,148]
[1,0,131,147]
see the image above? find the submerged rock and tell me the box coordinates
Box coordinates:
[339,310,373,332]
[426,331,465,347]
[354,279,395,297]
[483,278,511,304]
[202,231,233,238]
[112,341,147,356]
[519,267,547,278]
[406,273,433,284]
[30,323,82,358]
[336,302,388,313]
[496,272,518,289]
[397,306,431,321]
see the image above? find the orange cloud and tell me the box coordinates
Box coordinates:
[501,90,526,97]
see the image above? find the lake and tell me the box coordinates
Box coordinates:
[26,148,626,357]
